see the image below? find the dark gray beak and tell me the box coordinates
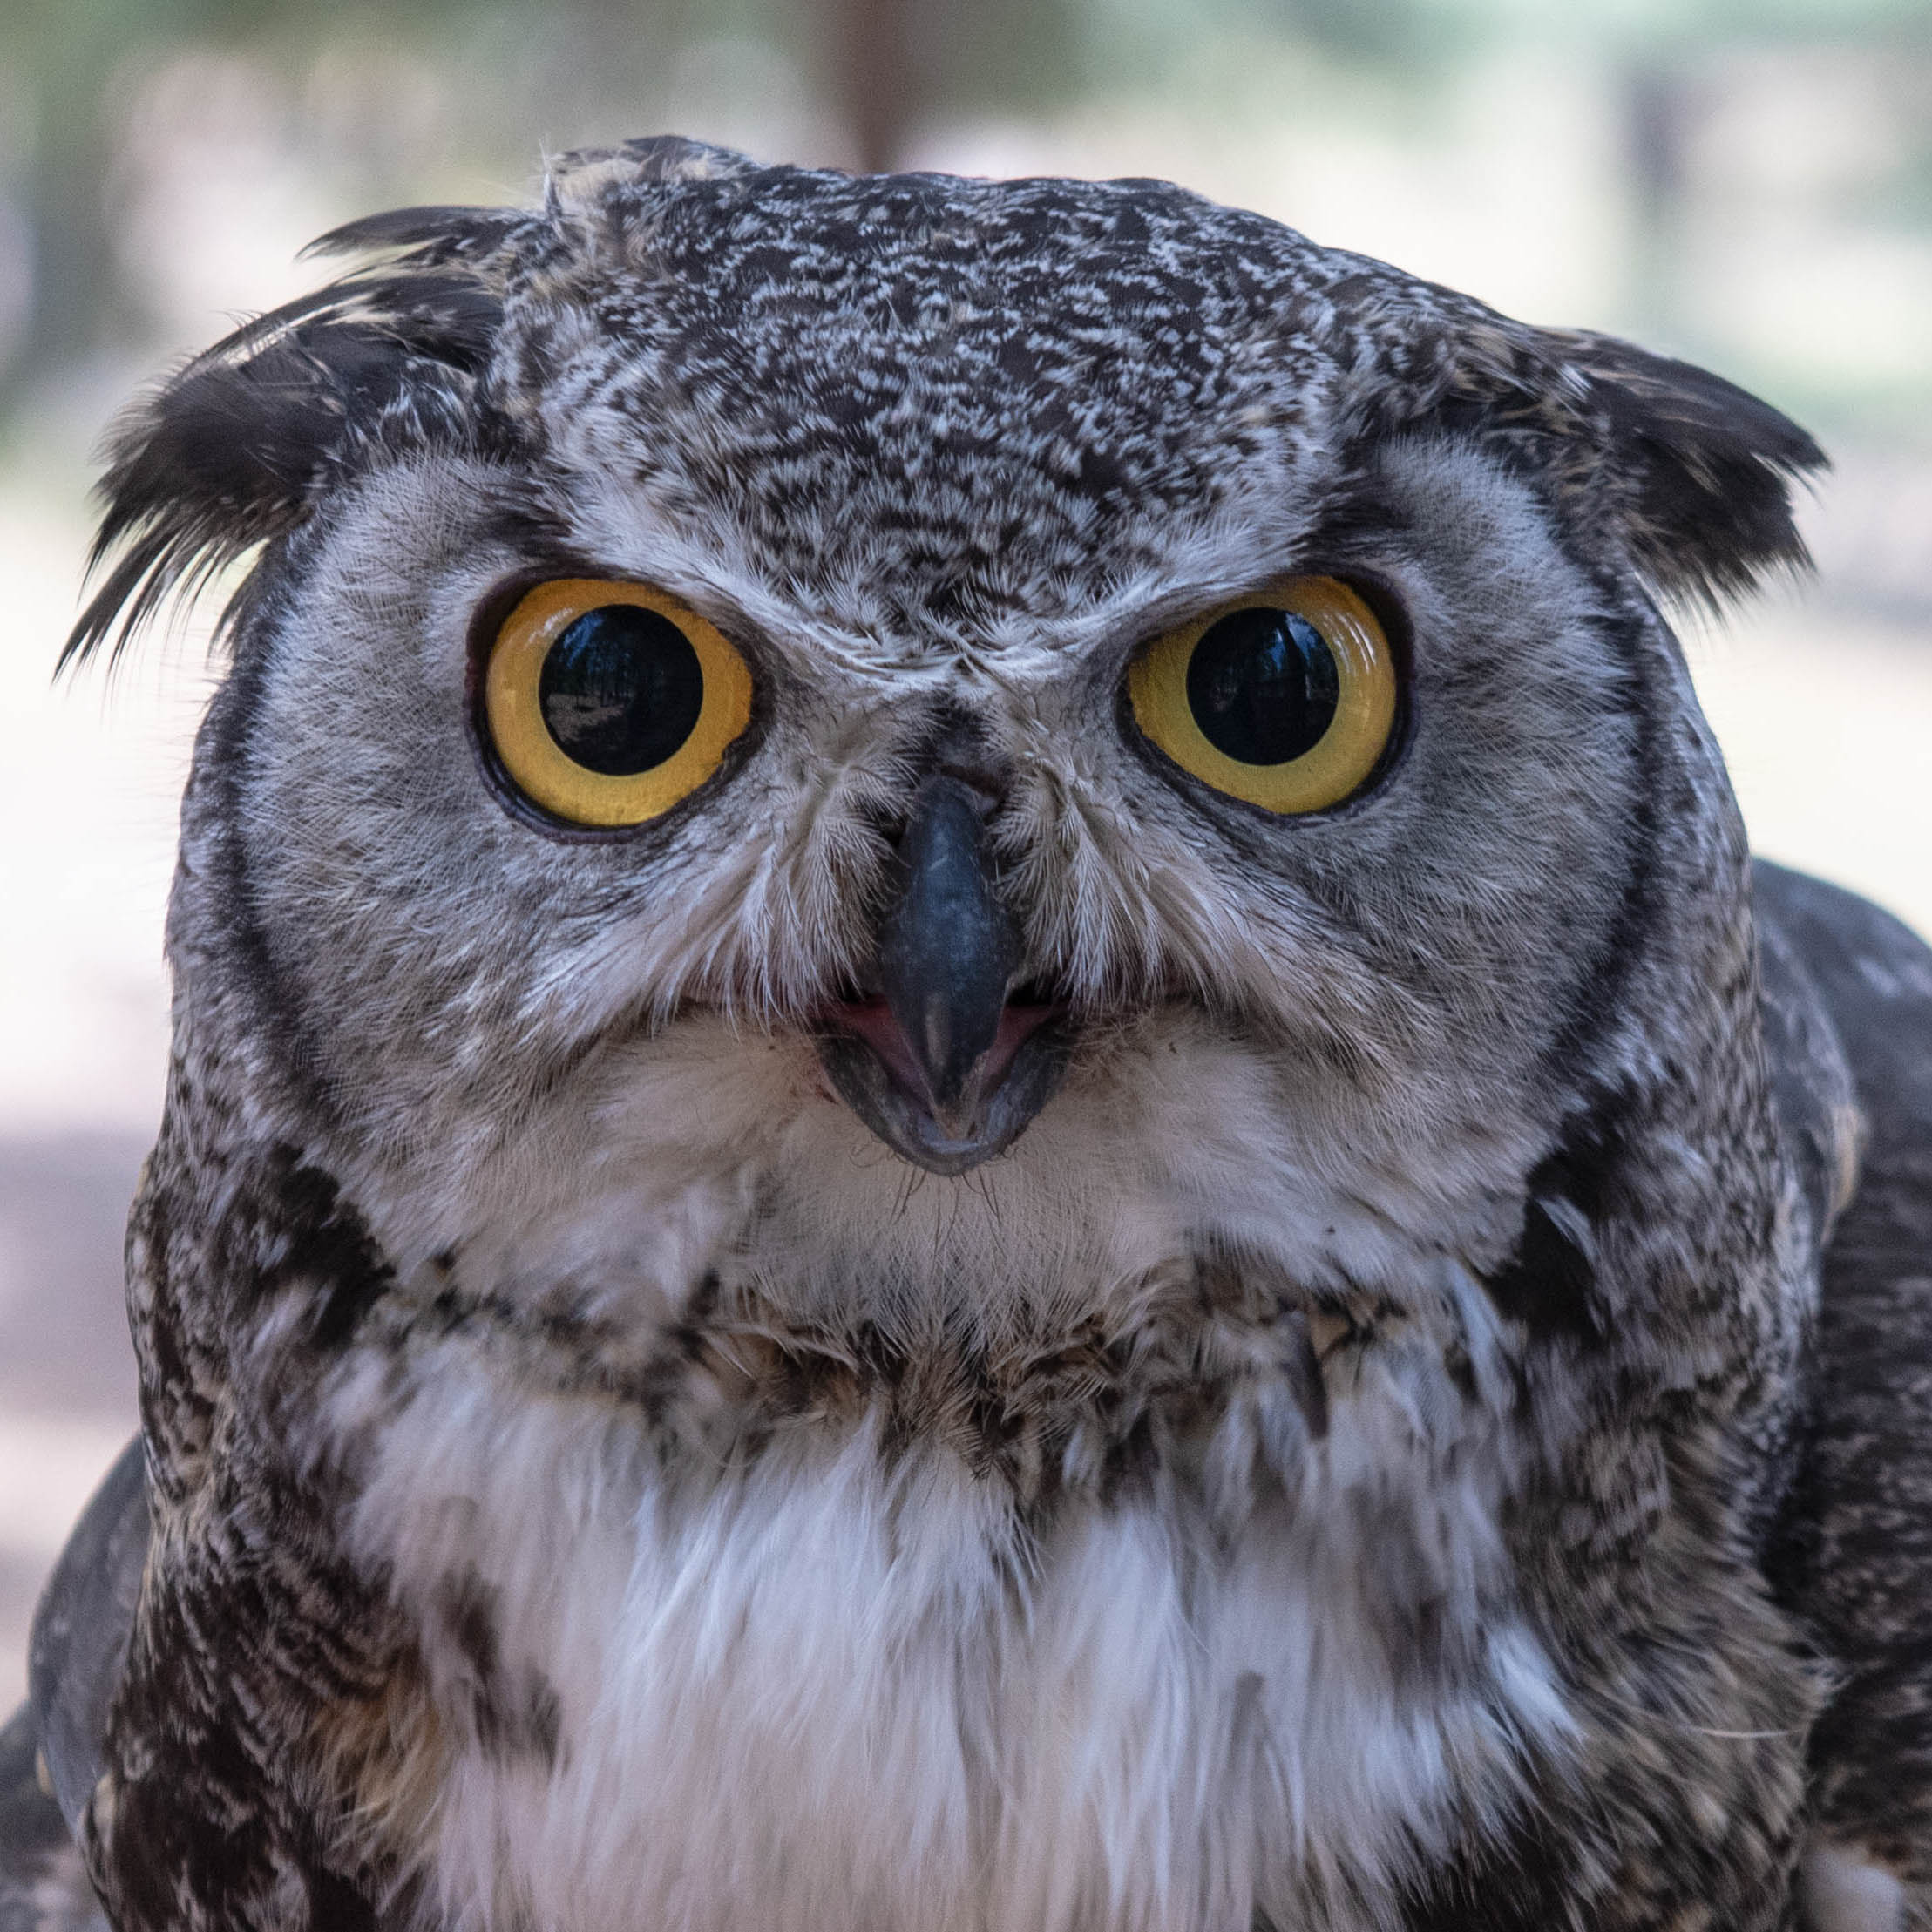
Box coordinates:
[817,776,1066,1175]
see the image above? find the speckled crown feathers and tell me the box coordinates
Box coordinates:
[64,133,1824,670]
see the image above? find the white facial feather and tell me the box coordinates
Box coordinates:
[234,430,1619,1930]
[327,1279,1565,1932]
[272,901,1573,1932]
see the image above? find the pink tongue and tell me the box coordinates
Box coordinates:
[834,999,1058,1111]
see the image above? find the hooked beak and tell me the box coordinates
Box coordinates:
[817,776,1067,1175]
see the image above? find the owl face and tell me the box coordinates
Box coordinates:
[84,138,1820,1339]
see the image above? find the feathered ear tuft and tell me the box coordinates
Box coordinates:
[1413,322,1828,614]
[1552,333,1827,613]
[61,207,516,674]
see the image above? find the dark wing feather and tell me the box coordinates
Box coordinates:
[1758,859,1932,1885]
[29,1438,148,1842]
[0,1701,107,1931]
[0,1437,147,1932]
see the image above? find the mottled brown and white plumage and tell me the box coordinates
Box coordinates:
[4,134,1932,1932]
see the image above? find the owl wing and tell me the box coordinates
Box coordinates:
[1757,859,1932,1895]
[0,1706,106,1932]
[0,1438,146,1932]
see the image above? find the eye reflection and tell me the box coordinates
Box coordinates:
[538,607,707,776]
[1184,607,1340,767]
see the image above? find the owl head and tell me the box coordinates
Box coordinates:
[71,137,1821,1339]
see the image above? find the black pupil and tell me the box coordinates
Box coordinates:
[538,606,706,776]
[1184,607,1339,766]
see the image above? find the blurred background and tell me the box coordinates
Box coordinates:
[1,0,1929,1706]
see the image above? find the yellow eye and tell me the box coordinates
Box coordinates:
[1128,575,1398,814]
[484,579,752,827]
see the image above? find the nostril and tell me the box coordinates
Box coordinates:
[919,718,1009,824]
[928,756,1006,822]
[1005,975,1059,1008]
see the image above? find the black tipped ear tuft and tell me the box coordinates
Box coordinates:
[61,207,514,675]
[303,203,525,266]
[1556,333,1828,611]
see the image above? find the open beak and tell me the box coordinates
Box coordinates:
[816,776,1067,1175]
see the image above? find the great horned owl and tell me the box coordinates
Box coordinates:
[3,135,1932,1932]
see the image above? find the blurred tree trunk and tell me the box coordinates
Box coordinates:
[1624,58,1694,349]
[823,0,919,173]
